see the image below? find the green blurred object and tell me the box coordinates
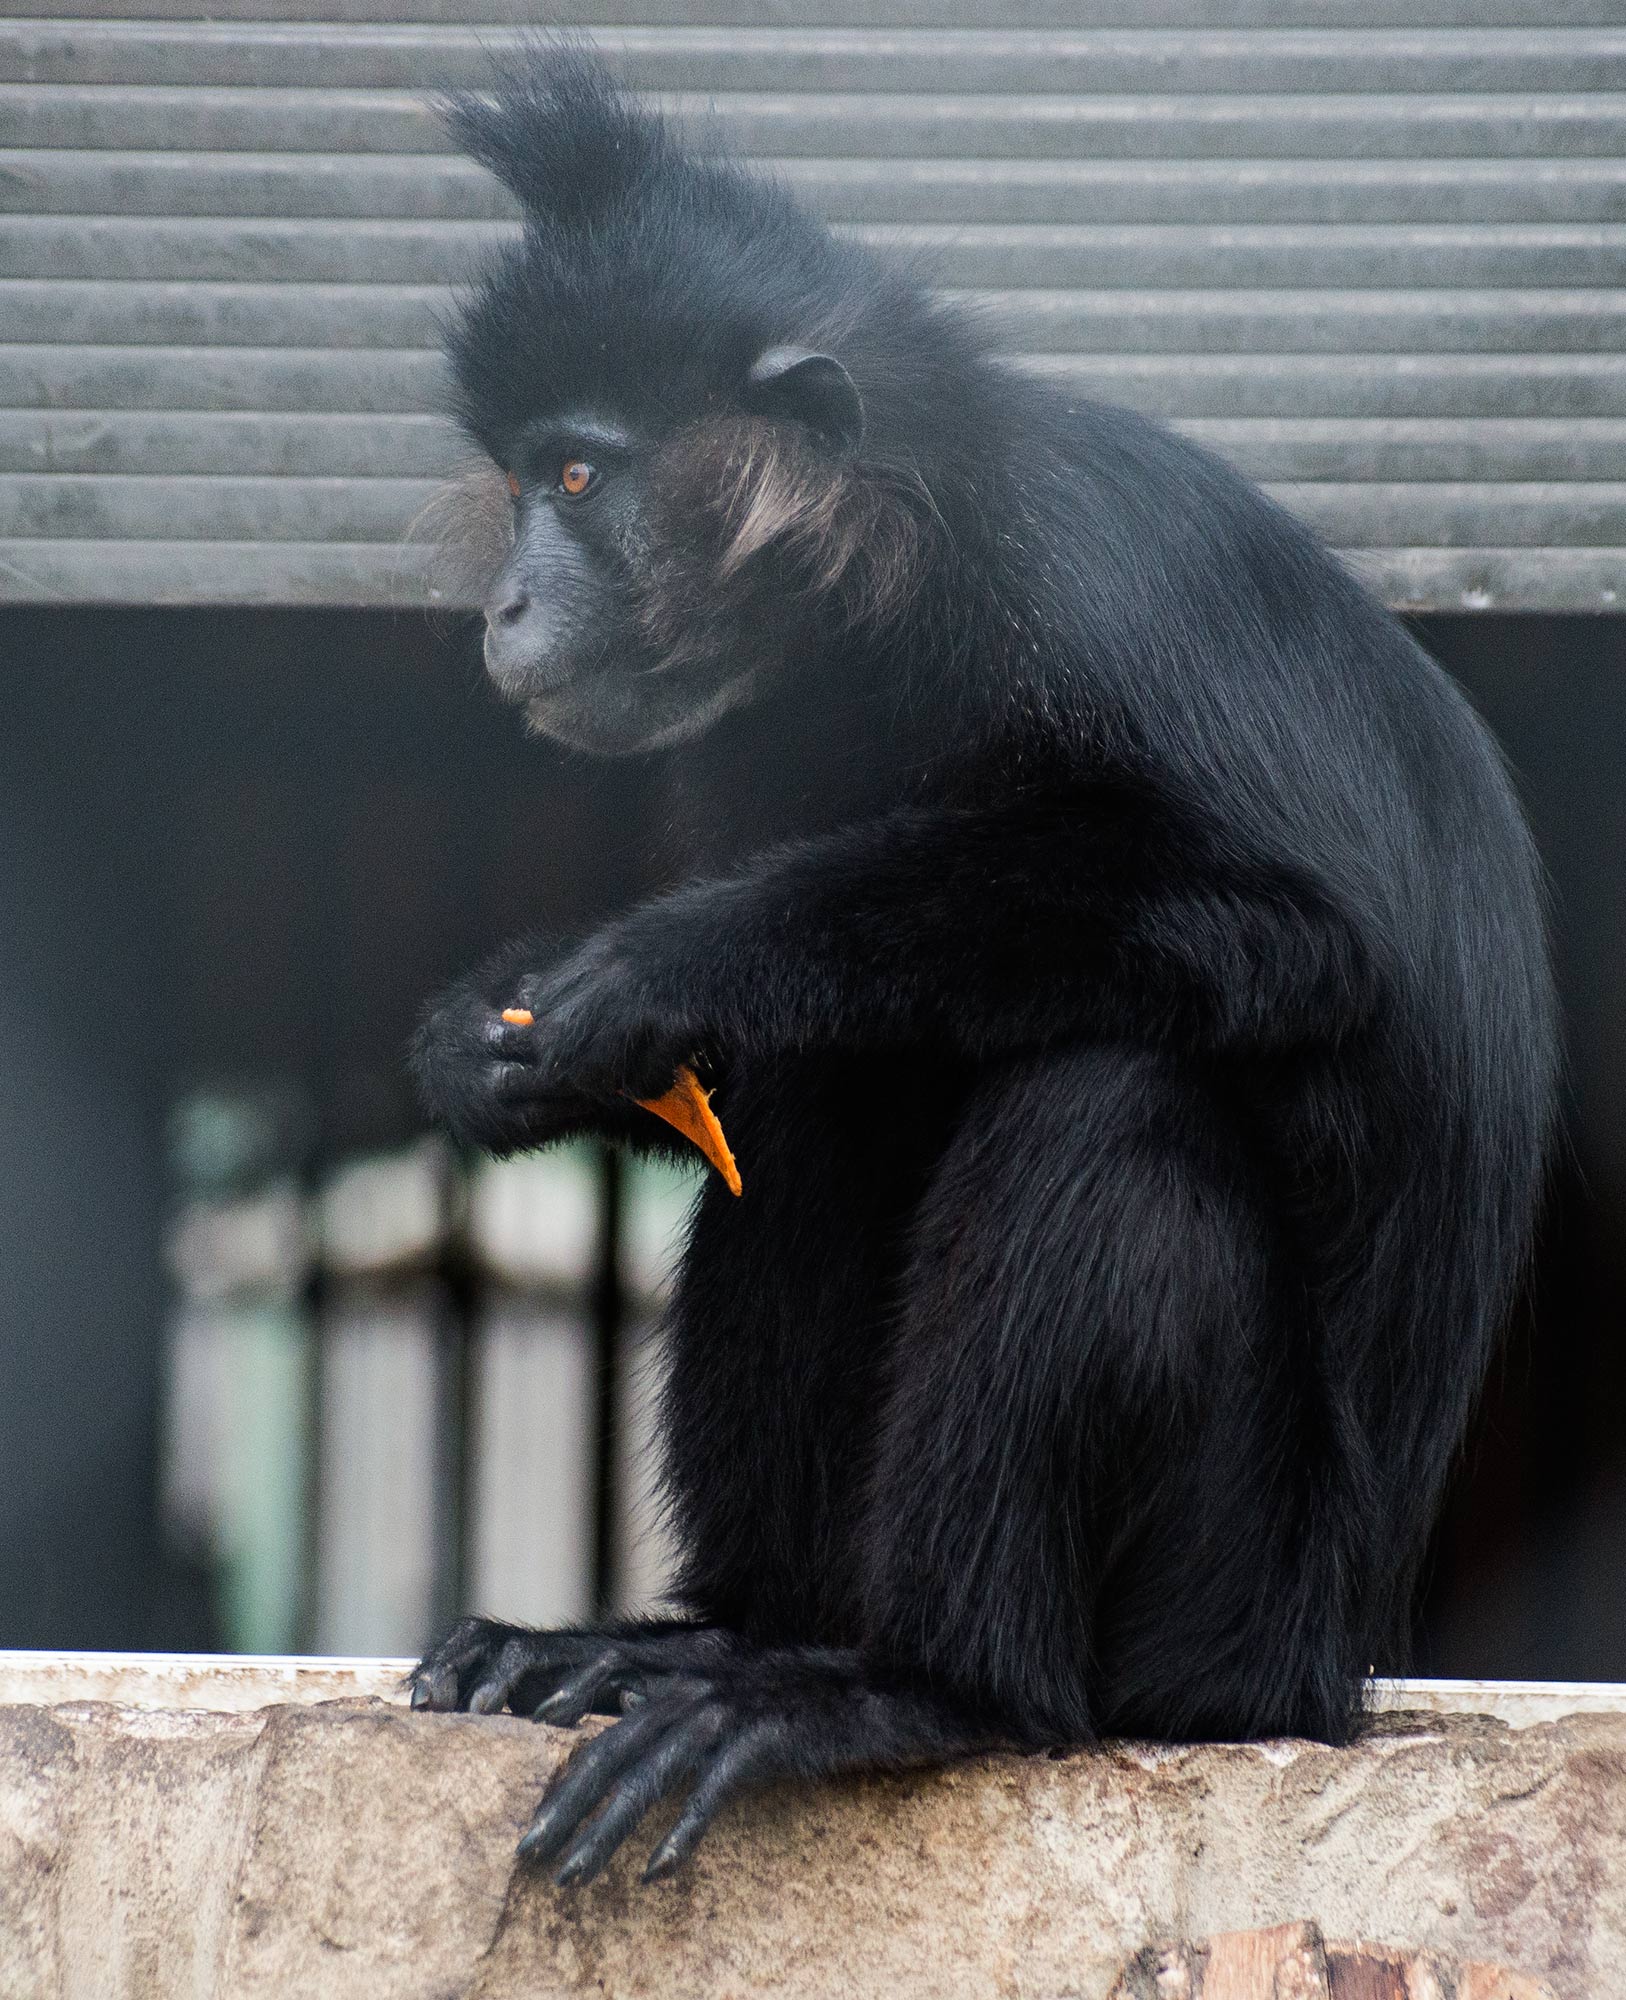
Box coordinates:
[215,1305,311,1655]
[163,1090,315,1655]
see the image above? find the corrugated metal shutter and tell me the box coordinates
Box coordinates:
[3,3,1623,610]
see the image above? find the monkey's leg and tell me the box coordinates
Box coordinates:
[658,1049,967,1641]
[412,1052,964,1740]
[862,1042,1362,1750]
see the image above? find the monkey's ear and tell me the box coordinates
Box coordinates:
[745,348,865,452]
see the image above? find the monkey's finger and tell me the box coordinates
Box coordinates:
[537,1655,718,1726]
[517,1702,697,1867]
[616,1669,711,1713]
[485,1019,542,1062]
[407,1655,461,1709]
[551,1724,712,1887]
[642,1723,780,1881]
[408,1617,509,1710]
[408,1669,454,1710]
[532,1652,629,1726]
[467,1633,575,1715]
[488,1061,579,1106]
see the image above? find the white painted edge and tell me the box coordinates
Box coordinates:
[0,1653,1622,1725]
[1368,1676,1626,1726]
[0,1651,417,1711]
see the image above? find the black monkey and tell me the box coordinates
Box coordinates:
[410,48,1555,1885]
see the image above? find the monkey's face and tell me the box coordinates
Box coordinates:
[472,349,890,758]
[478,412,706,757]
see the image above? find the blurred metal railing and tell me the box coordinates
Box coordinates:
[162,1092,690,1657]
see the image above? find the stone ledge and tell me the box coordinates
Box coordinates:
[1108,1918,1559,1998]
[1,1693,1621,1998]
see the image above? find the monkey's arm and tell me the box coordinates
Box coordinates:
[491,791,1377,1111]
[413,792,1384,1161]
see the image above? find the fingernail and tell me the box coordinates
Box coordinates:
[535,1693,583,1725]
[516,1806,561,1860]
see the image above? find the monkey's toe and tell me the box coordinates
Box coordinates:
[407,1618,740,1724]
[516,1645,991,1886]
[406,1615,559,1714]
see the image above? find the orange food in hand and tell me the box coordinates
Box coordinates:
[499,1005,740,1195]
[637,1067,743,1197]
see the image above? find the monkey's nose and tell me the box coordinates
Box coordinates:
[483,585,564,697]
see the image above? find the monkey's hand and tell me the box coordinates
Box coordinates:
[490,928,712,1112]
[410,950,620,1156]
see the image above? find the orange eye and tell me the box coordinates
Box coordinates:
[559,459,595,497]
[505,470,521,499]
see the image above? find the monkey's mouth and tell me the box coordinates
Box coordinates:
[483,640,582,706]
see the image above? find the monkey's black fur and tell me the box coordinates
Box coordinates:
[410,47,1556,1885]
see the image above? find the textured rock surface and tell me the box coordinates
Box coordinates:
[0,1699,1620,2000]
[1107,1919,1558,1998]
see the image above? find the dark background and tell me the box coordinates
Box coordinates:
[2,605,1621,1675]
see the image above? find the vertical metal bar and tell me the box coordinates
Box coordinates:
[293,1171,328,1657]
[433,1149,480,1635]
[591,1145,626,1616]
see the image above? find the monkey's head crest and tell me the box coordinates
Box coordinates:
[444,43,673,238]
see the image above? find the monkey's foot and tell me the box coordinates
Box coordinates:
[406,1615,739,1721]
[508,1645,992,1886]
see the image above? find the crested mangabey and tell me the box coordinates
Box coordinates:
[410,48,1555,1886]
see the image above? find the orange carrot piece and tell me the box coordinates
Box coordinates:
[637,1066,743,1197]
[501,1007,534,1025]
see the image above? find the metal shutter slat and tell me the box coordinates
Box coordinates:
[9,25,1626,95]
[11,0,1625,26]
[0,471,441,541]
[9,219,1620,287]
[0,410,461,476]
[11,283,1626,356]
